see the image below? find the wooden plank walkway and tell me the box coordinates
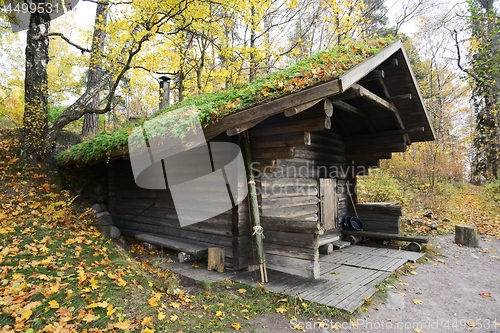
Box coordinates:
[158,246,423,313]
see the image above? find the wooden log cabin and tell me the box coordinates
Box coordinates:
[63,40,435,279]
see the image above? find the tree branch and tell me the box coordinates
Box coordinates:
[46,32,91,53]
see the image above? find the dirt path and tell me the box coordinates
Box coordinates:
[245,235,500,333]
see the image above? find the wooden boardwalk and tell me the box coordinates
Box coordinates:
[159,246,423,313]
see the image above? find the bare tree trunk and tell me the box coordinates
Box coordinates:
[81,2,108,138]
[81,113,99,137]
[19,2,51,164]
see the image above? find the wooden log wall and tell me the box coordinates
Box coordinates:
[349,203,402,234]
[244,104,350,278]
[110,158,250,270]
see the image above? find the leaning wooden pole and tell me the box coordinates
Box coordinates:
[241,131,268,283]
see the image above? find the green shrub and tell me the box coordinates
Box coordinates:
[48,104,66,123]
[484,179,500,203]
[357,169,407,206]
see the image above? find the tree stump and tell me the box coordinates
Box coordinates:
[319,243,333,255]
[178,252,199,263]
[407,242,422,252]
[455,224,479,247]
[345,235,362,245]
[207,247,225,273]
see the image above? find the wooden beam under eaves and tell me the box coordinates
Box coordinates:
[346,127,424,140]
[351,83,405,130]
[387,94,412,102]
[332,100,376,133]
[359,70,385,83]
[332,100,364,117]
[203,79,342,140]
[380,58,398,67]
[351,83,397,114]
[226,118,267,136]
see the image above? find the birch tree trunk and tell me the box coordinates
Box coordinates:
[19,2,51,164]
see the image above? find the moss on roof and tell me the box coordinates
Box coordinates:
[59,37,395,165]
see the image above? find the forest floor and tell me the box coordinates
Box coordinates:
[1,126,500,332]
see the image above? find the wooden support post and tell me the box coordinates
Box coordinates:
[455,225,479,247]
[207,247,225,272]
[242,131,268,283]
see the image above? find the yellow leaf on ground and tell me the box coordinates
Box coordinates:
[170,314,178,322]
[215,310,224,317]
[87,301,109,309]
[113,320,131,329]
[89,276,99,290]
[412,299,423,305]
[106,304,116,317]
[48,300,60,309]
[148,296,160,308]
[170,302,180,308]
[158,311,166,320]
[414,328,422,333]
[141,328,155,333]
[82,310,96,323]
[276,307,287,314]
[115,278,127,287]
[231,322,242,330]
[237,288,247,294]
[435,258,445,264]
[142,316,153,327]
[20,309,32,321]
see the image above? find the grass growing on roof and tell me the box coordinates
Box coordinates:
[58,37,395,164]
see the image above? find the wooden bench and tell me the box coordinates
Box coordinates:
[135,234,209,257]
[343,230,429,243]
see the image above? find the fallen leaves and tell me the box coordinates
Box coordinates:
[479,292,492,298]
[412,299,423,305]
[48,300,60,309]
[231,322,242,330]
[148,292,162,308]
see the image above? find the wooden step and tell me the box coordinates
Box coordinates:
[135,234,209,257]
[331,240,351,250]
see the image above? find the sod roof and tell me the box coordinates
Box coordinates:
[59,38,403,165]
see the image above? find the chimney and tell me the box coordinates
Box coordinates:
[159,76,171,110]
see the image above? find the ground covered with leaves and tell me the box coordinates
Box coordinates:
[0,127,347,332]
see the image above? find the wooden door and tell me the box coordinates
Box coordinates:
[320,178,338,230]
